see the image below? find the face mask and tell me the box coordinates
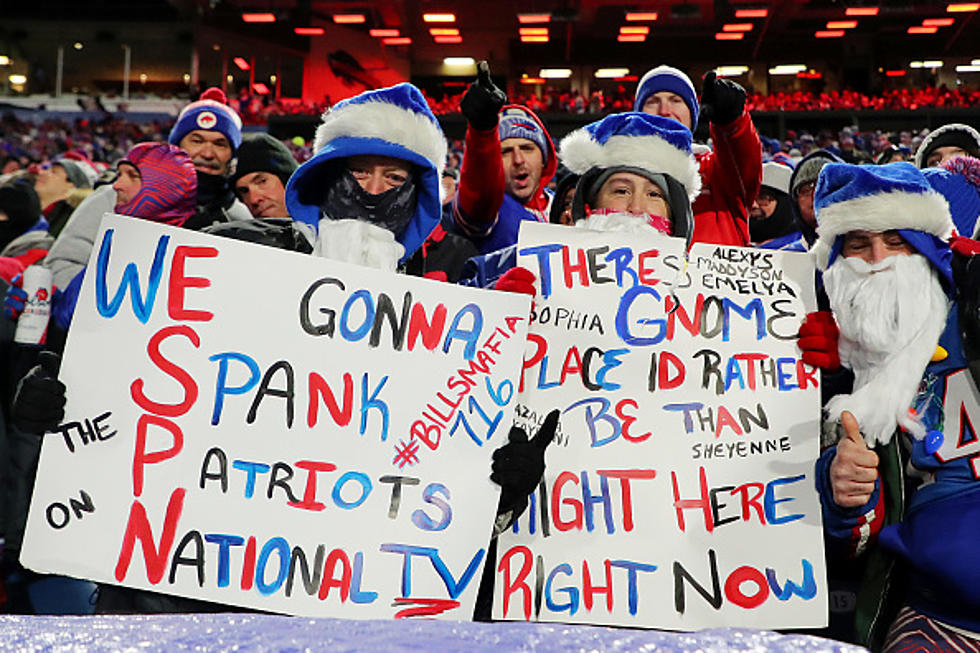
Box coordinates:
[321,169,418,239]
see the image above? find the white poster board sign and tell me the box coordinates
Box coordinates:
[493,221,826,630]
[22,214,530,619]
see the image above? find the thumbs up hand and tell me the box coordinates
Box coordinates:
[460,61,508,130]
[829,411,880,509]
[491,409,559,518]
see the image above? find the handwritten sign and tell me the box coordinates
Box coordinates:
[22,214,530,619]
[493,221,826,630]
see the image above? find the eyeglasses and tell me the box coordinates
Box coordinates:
[798,181,817,197]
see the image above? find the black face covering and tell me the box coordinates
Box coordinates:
[750,192,797,243]
[321,169,418,239]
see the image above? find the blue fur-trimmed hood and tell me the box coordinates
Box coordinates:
[285,83,447,261]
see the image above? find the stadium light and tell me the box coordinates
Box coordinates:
[241,13,275,23]
[595,68,630,78]
[333,14,365,24]
[423,13,456,22]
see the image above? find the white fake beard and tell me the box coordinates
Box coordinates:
[312,218,405,272]
[575,211,665,237]
[823,253,950,446]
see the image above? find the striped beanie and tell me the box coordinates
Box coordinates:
[115,143,198,226]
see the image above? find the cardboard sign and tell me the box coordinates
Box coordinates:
[22,214,530,619]
[493,222,826,630]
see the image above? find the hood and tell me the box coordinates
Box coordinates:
[285,83,447,262]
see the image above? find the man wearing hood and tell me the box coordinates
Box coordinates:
[634,65,762,247]
[283,84,447,272]
[450,63,557,255]
[750,161,798,247]
[811,162,980,651]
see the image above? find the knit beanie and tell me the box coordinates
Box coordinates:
[633,65,700,130]
[914,123,980,169]
[498,106,549,166]
[923,155,980,238]
[169,87,243,151]
[54,160,93,189]
[115,142,198,227]
[0,179,41,230]
[231,133,298,187]
[790,150,839,199]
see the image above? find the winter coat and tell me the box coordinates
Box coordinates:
[688,110,762,246]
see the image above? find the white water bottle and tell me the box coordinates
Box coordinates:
[14,265,54,344]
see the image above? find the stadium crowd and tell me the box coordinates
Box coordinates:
[0,61,979,653]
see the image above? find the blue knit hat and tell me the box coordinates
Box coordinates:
[285,83,447,261]
[813,162,955,293]
[559,112,701,201]
[498,106,549,165]
[633,65,700,130]
[168,88,243,151]
[923,156,980,238]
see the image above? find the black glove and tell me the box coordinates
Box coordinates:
[700,71,746,126]
[491,409,559,519]
[12,351,66,434]
[460,61,507,131]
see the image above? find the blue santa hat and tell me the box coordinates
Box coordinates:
[813,161,955,293]
[922,156,980,239]
[285,83,447,261]
[559,112,701,201]
[632,65,700,130]
[168,87,243,151]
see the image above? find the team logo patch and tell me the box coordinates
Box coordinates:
[196,111,218,129]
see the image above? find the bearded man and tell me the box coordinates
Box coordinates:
[810,162,980,651]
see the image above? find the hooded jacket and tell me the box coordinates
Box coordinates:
[285,83,446,263]
[452,104,557,255]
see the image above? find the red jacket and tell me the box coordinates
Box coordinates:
[453,105,557,253]
[690,110,761,246]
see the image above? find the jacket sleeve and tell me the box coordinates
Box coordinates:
[453,125,506,238]
[697,110,762,245]
[44,184,117,289]
[815,444,884,558]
